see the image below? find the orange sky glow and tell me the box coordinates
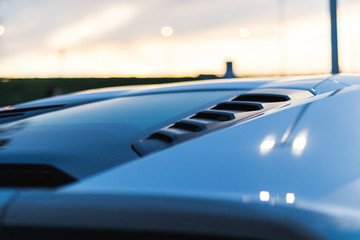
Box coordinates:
[0,0,358,78]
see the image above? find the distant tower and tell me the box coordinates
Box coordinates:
[223,61,237,78]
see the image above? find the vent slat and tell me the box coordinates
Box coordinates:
[212,101,263,111]
[191,110,235,122]
[233,94,290,102]
[148,132,174,143]
[170,121,205,132]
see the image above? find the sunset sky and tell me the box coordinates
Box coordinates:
[0,0,359,78]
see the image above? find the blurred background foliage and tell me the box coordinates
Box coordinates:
[0,77,199,107]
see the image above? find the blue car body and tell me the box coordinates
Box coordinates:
[0,74,359,239]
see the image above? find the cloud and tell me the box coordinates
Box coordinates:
[47,3,140,49]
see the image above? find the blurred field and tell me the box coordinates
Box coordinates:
[0,77,206,107]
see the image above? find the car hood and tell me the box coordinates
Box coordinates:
[1,74,360,240]
[9,75,329,108]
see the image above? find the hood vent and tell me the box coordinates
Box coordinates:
[0,104,65,124]
[132,88,314,156]
[0,164,76,188]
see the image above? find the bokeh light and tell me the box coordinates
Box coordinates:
[238,27,250,39]
[161,26,174,38]
[0,25,5,36]
[79,26,91,37]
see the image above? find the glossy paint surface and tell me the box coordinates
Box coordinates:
[0,91,240,178]
[3,75,360,239]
